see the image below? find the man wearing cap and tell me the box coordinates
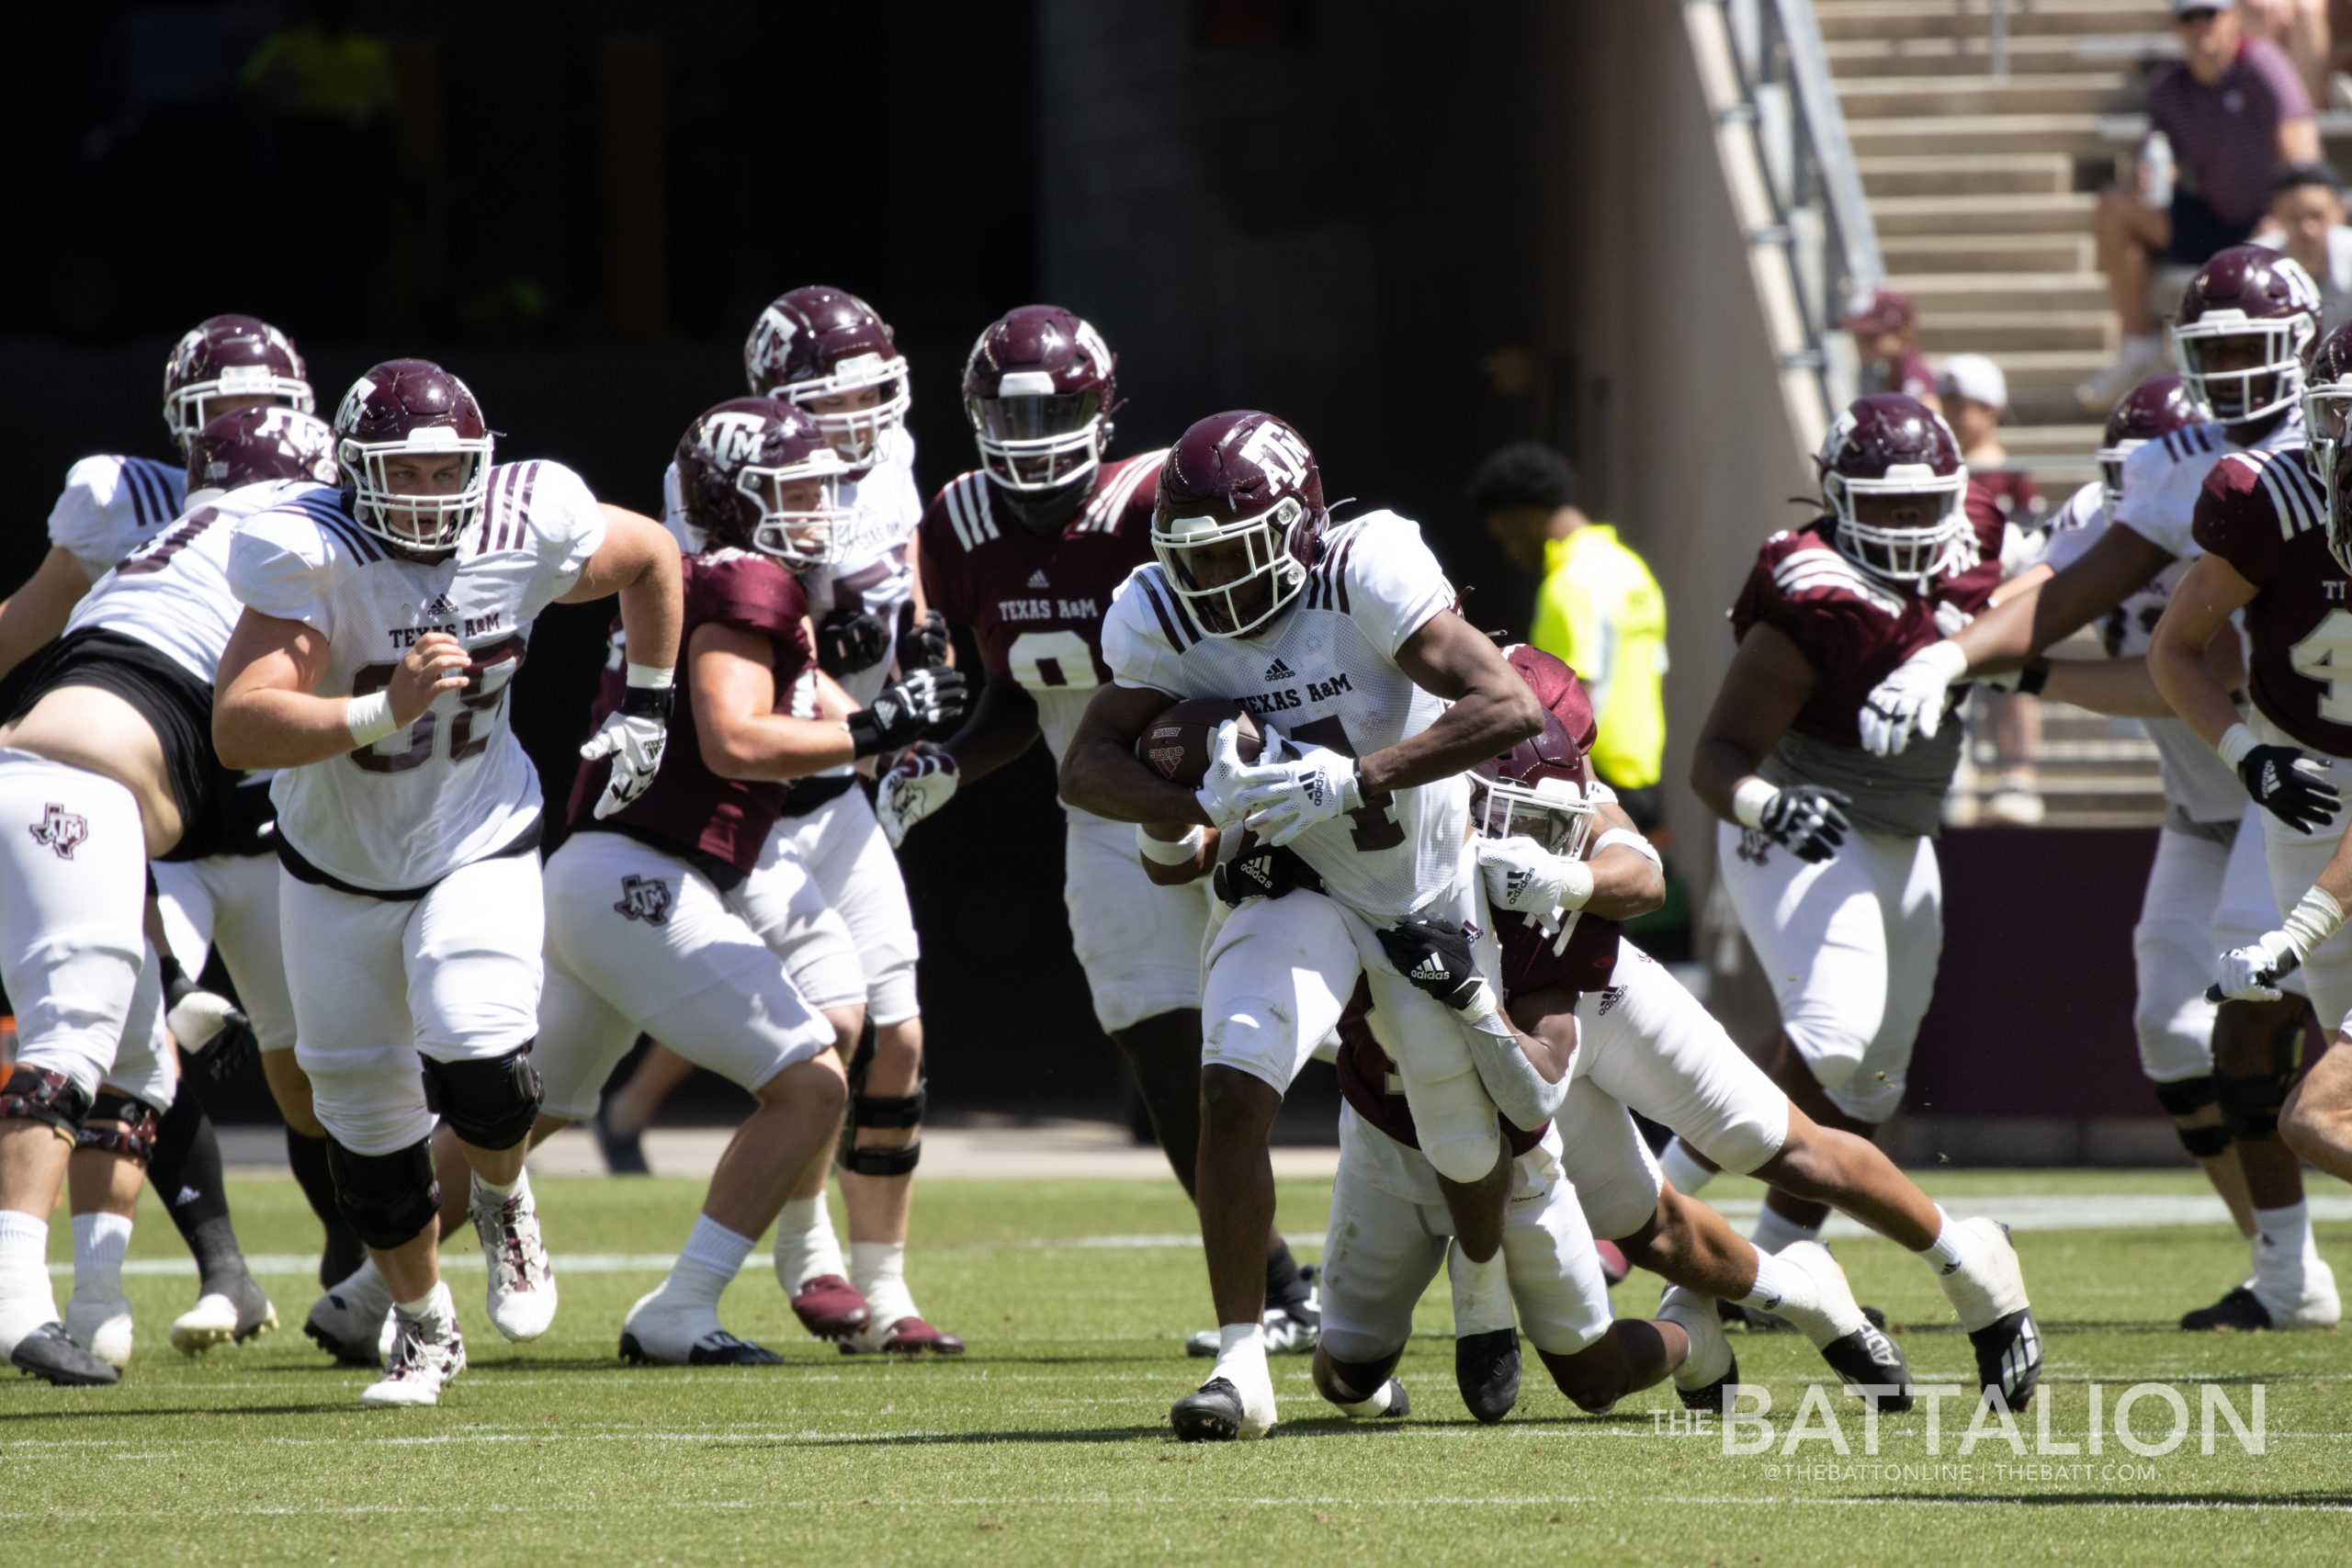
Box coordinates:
[2257,160,2352,328]
[1844,288,1939,408]
[2084,0,2319,410]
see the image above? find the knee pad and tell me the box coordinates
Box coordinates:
[0,1067,92,1139]
[1314,1348,1401,1406]
[2178,1122,2233,1158]
[2153,1076,2217,1119]
[837,1021,924,1178]
[1405,1068,1504,1186]
[2219,1069,2293,1143]
[323,1135,442,1251]
[74,1090,159,1166]
[421,1045,543,1152]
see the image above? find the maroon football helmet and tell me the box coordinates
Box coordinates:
[2095,374,2207,510]
[674,397,851,570]
[742,286,909,467]
[1471,646,1600,859]
[162,315,312,455]
[963,305,1118,494]
[185,406,337,497]
[1152,411,1326,637]
[2174,245,2321,423]
[1816,393,1970,589]
[332,360,495,551]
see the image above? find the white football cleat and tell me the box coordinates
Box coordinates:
[304,1259,395,1366]
[1780,1241,1913,1411]
[1935,1216,2041,1410]
[471,1174,557,1342]
[65,1292,133,1371]
[1184,1300,1319,1358]
[2255,1256,2344,1330]
[1657,1284,1736,1412]
[361,1287,466,1408]
[171,1285,280,1356]
[618,1287,781,1367]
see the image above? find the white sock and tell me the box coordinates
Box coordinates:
[0,1211,60,1330]
[395,1291,437,1317]
[1657,1138,1717,1196]
[666,1215,754,1311]
[69,1213,132,1303]
[1748,1204,1820,1258]
[1742,1248,1818,1319]
[2253,1202,2318,1292]
[851,1239,917,1327]
[472,1170,523,1203]
[1914,1206,1972,1277]
[1334,1379,1396,1417]
[1213,1320,1269,1391]
[1448,1245,1516,1337]
[775,1197,844,1292]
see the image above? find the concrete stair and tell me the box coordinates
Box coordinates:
[1815,2,2173,43]
[1860,153,2072,197]
[1838,73,2132,118]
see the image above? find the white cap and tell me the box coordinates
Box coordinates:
[2171,0,2232,16]
[1937,353,2008,412]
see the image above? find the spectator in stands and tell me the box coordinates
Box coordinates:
[2257,160,2352,324]
[1939,355,2047,825]
[2082,0,2319,410]
[1843,287,1939,408]
[1465,443,1668,824]
[2242,0,2334,103]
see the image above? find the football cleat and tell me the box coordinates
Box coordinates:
[1171,1371,1277,1442]
[1657,1284,1738,1413]
[66,1292,134,1371]
[1778,1240,1913,1412]
[2183,1258,2341,1331]
[788,1274,871,1340]
[619,1288,782,1366]
[305,1262,395,1366]
[361,1297,467,1408]
[1455,1327,1521,1425]
[841,1314,966,1356]
[1186,1301,1320,1358]
[472,1177,558,1341]
[593,1106,650,1176]
[170,1276,279,1356]
[1335,1376,1410,1420]
[2180,1282,2272,1332]
[1935,1218,2040,1409]
[10,1321,119,1386]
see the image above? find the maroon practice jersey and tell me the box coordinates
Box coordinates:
[567,549,814,874]
[2191,445,2352,756]
[918,449,1165,768]
[1729,513,2006,750]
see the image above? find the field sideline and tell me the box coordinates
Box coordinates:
[3,1168,2347,1565]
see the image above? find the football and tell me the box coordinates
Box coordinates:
[1136,697,1263,788]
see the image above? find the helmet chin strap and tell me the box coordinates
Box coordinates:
[992,470,1094,535]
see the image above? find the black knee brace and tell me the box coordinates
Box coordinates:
[837,1022,923,1179]
[2178,1122,2232,1158]
[323,1135,442,1251]
[2219,1023,2306,1142]
[2152,1077,2228,1156]
[421,1045,543,1152]
[0,1067,92,1138]
[74,1091,159,1166]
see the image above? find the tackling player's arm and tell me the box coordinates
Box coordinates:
[1137,822,1217,886]
[1060,682,1211,827]
[1583,797,1666,919]
[2148,554,2262,750]
[559,506,684,670]
[1690,621,1849,863]
[689,621,856,780]
[214,613,470,769]
[0,548,92,682]
[1499,983,1578,1086]
[939,677,1042,785]
[1367,613,1544,795]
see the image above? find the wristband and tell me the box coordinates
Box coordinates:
[2283,886,2346,960]
[621,663,677,720]
[1555,857,1596,911]
[1731,776,1781,829]
[2014,659,2051,696]
[345,690,400,748]
[1137,824,1207,864]
[1917,638,1971,682]
[2217,722,2258,771]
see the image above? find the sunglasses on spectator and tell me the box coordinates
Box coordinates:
[2176,8,2223,23]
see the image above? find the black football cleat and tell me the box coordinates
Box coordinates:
[1819,1322,1915,1413]
[12,1322,119,1387]
[2181,1284,2274,1332]
[620,1328,782,1367]
[1171,1376,1248,1442]
[1455,1328,1521,1425]
[1970,1308,2043,1412]
[594,1107,650,1176]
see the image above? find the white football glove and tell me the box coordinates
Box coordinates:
[1476,834,1595,915]
[1859,640,1970,758]
[1193,719,1266,830]
[579,709,671,819]
[876,745,958,848]
[2214,931,2303,1003]
[1238,739,1363,847]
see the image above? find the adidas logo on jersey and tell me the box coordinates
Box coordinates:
[425,592,458,616]
[1026,569,1050,590]
[1596,985,1627,1018]
[1264,658,1296,681]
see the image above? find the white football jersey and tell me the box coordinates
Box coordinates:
[1102,510,1464,919]
[49,454,189,582]
[2041,478,2245,826]
[228,463,607,891]
[2111,412,2302,560]
[68,480,308,686]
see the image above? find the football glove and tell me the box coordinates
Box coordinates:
[1212,829,1322,907]
[1238,739,1363,847]
[1476,834,1594,915]
[2212,932,2301,1004]
[579,679,674,819]
[1376,918,1499,1019]
[816,607,891,676]
[849,668,970,759]
[2235,743,2341,835]
[160,957,255,1085]
[895,604,952,673]
[1859,640,1970,757]
[1759,784,1851,864]
[1193,720,1264,830]
[876,742,958,848]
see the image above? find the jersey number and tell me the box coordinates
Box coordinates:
[1286,715,1405,852]
[1006,628,1101,691]
[349,636,528,774]
[2290,609,2352,725]
[116,508,219,577]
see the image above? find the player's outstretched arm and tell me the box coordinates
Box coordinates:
[214,611,469,770]
[2149,553,2263,750]
[0,547,91,684]
[1953,523,2174,672]
[941,676,1042,785]
[1365,612,1544,796]
[560,506,684,671]
[1476,795,1664,923]
[690,621,856,781]
[1059,682,1212,827]
[1692,623,1849,864]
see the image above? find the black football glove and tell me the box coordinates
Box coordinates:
[1211,829,1323,908]
[895,603,952,674]
[1759,784,1851,864]
[816,607,892,676]
[1375,917,1498,1017]
[159,956,256,1086]
[2238,743,2341,834]
[848,668,970,758]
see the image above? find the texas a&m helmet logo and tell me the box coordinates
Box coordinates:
[28,804,89,860]
[613,874,673,926]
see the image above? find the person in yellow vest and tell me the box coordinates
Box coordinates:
[1467,443,1668,826]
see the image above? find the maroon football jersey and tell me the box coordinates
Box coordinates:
[1964,468,2041,535]
[919,449,1165,767]
[1334,984,1550,1157]
[1729,513,2006,750]
[567,549,814,874]
[2190,445,2352,756]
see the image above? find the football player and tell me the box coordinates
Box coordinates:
[212,360,684,1406]
[877,306,1317,1348]
[1862,249,2336,1330]
[0,315,342,1340]
[0,404,338,1385]
[1682,394,2041,1404]
[1062,410,1547,1440]
[2145,320,2352,1321]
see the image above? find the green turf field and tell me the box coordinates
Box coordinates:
[3,1168,2347,1565]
